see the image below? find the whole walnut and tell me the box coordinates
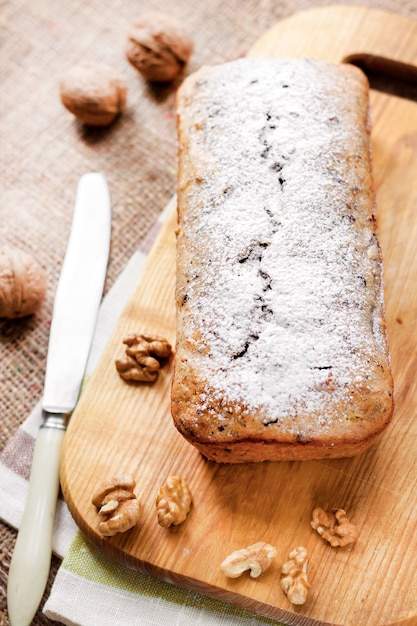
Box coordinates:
[126,12,194,82]
[0,246,46,318]
[60,61,127,126]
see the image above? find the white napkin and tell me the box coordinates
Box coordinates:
[0,198,286,626]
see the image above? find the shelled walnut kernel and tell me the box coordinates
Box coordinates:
[311,507,359,547]
[156,476,192,527]
[280,546,310,605]
[115,333,172,382]
[221,542,277,579]
[92,475,142,536]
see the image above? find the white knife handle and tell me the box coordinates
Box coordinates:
[7,423,65,626]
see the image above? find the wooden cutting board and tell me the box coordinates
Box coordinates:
[61,6,417,626]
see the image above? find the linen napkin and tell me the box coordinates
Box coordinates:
[0,198,286,626]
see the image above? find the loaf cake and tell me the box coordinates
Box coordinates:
[171,57,394,463]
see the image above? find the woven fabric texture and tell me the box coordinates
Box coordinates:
[1,0,416,624]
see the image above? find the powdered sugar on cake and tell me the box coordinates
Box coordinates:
[177,58,387,427]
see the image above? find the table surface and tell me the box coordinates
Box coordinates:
[1,0,416,624]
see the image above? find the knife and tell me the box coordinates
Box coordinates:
[7,172,111,626]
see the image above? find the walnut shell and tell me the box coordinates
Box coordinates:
[126,11,194,82]
[0,246,46,318]
[60,61,127,126]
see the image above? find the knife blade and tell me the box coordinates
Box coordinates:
[7,172,111,626]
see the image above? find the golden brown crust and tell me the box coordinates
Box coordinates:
[172,58,394,463]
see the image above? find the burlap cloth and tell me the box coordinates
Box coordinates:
[0,0,415,624]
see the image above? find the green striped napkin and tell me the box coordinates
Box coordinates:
[44,532,285,626]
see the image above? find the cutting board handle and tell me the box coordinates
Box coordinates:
[249,6,417,76]
[345,53,417,85]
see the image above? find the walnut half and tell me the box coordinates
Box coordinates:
[115,333,172,382]
[311,507,359,547]
[221,542,277,579]
[92,475,142,536]
[280,546,310,605]
[156,476,192,527]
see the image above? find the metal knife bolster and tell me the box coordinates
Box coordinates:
[41,409,71,430]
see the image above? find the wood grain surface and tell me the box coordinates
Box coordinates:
[60,6,417,626]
